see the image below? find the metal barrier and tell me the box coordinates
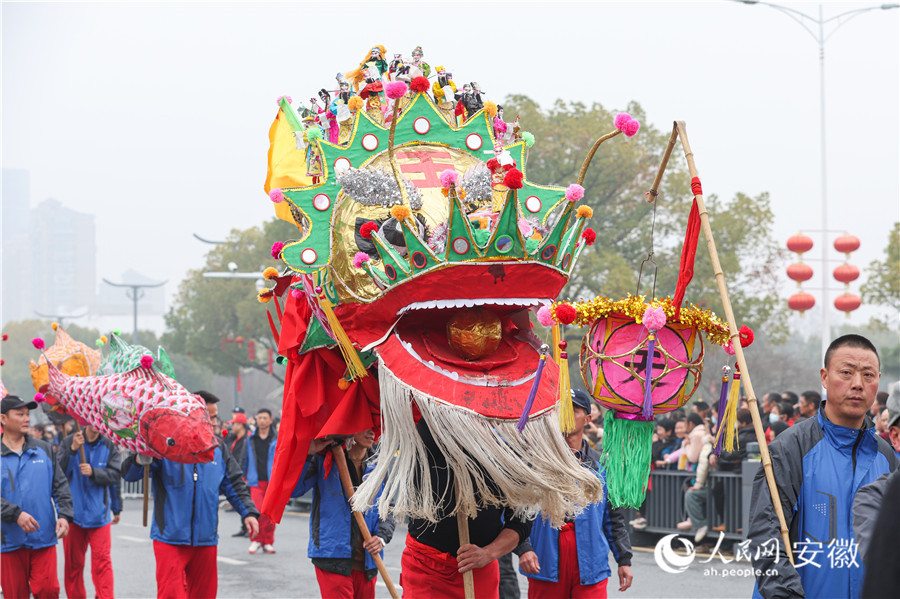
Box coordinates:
[122,479,144,498]
[636,460,758,542]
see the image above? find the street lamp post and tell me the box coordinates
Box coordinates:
[102,278,167,344]
[732,0,899,363]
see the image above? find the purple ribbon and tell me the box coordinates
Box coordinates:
[640,334,657,420]
[713,368,731,456]
[517,345,550,432]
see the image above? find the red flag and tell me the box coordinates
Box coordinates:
[262,290,380,523]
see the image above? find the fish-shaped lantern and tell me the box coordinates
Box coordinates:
[33,338,217,464]
[30,323,102,393]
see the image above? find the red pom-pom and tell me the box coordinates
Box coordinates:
[486,158,501,173]
[360,221,379,239]
[581,228,597,246]
[555,304,577,325]
[32,338,45,350]
[739,325,755,347]
[503,169,524,189]
[2,334,8,341]
[410,77,430,94]
[140,355,154,368]
[502,163,515,172]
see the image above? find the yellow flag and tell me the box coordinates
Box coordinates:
[265,107,313,225]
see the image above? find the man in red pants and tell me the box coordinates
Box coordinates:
[58,424,122,599]
[244,408,278,553]
[1,395,74,599]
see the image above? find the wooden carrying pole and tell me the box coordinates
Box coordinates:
[455,485,476,599]
[330,446,401,599]
[72,421,87,464]
[656,121,794,564]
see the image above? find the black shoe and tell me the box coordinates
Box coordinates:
[232,528,248,537]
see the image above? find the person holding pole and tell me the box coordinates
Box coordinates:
[57,424,122,599]
[298,429,396,599]
[748,334,899,599]
[122,436,259,599]
[399,418,533,599]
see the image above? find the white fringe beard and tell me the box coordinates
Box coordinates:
[352,360,604,528]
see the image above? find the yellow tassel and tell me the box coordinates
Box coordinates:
[557,341,574,434]
[551,326,561,363]
[724,372,741,452]
[314,273,368,380]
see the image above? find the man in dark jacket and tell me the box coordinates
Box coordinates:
[123,439,259,598]
[1,395,74,599]
[748,335,899,599]
[518,390,633,598]
[244,408,278,554]
[58,425,122,599]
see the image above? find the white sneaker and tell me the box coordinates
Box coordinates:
[248,541,261,554]
[263,544,276,554]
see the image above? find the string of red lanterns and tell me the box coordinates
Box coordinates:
[786,233,861,317]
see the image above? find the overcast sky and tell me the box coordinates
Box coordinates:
[3,1,898,331]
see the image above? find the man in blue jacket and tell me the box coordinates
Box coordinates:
[123,438,259,599]
[518,390,634,598]
[58,424,122,599]
[297,429,395,599]
[1,395,74,599]
[244,407,278,554]
[749,334,899,599]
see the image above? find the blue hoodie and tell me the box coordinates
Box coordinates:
[2,436,74,552]
[57,433,122,528]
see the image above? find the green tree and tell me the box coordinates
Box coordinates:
[163,218,298,383]
[861,222,900,326]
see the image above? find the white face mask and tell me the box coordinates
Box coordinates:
[769,413,780,425]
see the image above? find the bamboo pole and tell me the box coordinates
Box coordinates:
[670,121,794,565]
[330,446,401,599]
[645,124,679,204]
[455,480,476,599]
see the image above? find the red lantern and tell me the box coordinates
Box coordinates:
[786,263,814,283]
[833,234,860,254]
[788,292,816,313]
[787,234,814,254]
[832,264,860,284]
[834,293,861,314]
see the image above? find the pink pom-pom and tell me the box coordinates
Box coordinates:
[724,340,736,356]
[277,95,292,105]
[536,306,554,327]
[269,188,284,204]
[31,338,45,350]
[291,288,302,298]
[623,119,640,137]
[34,393,45,403]
[386,81,408,100]
[353,252,370,269]
[270,242,285,258]
[285,96,292,104]
[140,355,154,368]
[642,306,667,332]
[565,184,584,202]
[614,113,632,130]
[439,169,459,188]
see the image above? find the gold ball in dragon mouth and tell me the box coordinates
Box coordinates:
[446,307,502,361]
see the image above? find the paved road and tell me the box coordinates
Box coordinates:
[56,498,753,598]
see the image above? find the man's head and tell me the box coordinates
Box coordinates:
[686,412,704,432]
[1,396,37,436]
[568,390,593,438]
[736,408,753,428]
[255,408,272,431]
[778,402,794,422]
[885,383,900,452]
[762,393,781,414]
[227,413,248,436]
[821,334,881,429]
[872,390,889,417]
[781,391,799,406]
[799,390,821,418]
[195,390,220,420]
[692,401,710,418]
